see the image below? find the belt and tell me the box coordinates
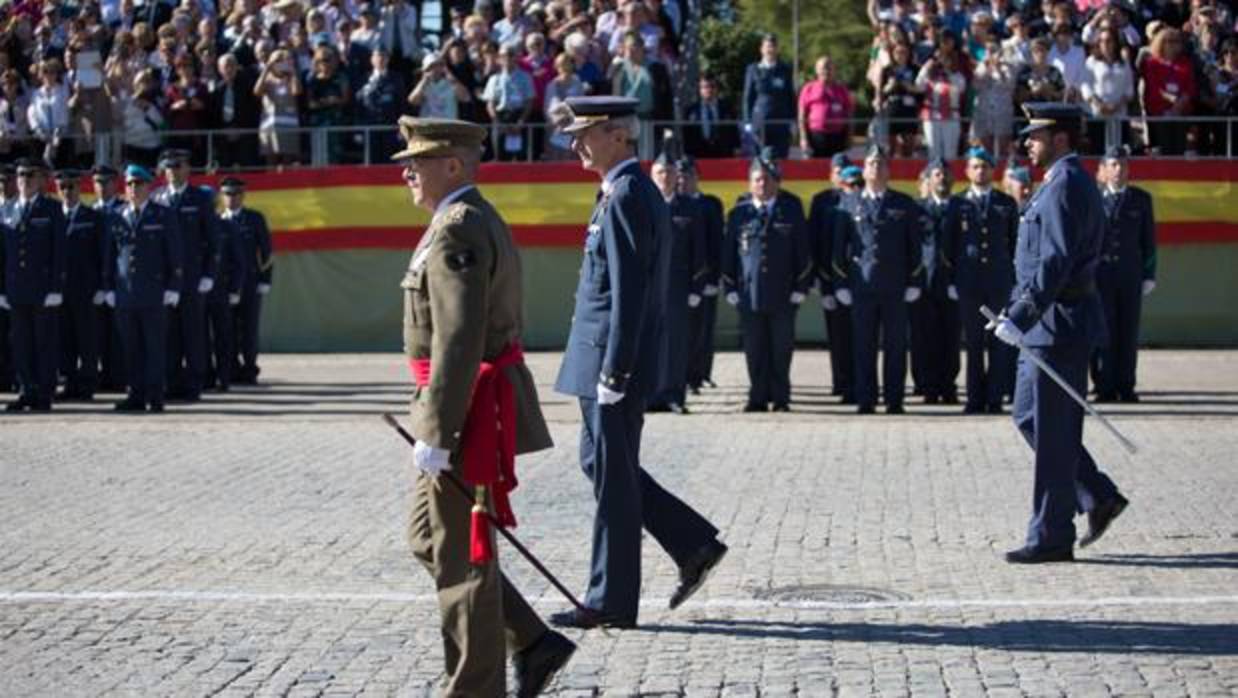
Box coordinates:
[1057,281,1097,303]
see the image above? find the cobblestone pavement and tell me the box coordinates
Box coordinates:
[1,350,1236,697]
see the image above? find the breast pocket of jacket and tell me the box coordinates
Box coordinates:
[401,265,432,333]
[1017,212,1041,263]
[583,228,607,289]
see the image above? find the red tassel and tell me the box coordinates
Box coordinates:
[470,506,494,564]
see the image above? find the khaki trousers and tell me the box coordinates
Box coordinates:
[408,472,546,697]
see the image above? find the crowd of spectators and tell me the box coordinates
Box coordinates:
[0,0,1234,170]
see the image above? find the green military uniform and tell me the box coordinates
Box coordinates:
[397,118,555,696]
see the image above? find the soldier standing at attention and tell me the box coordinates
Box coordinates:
[105,165,183,414]
[206,180,246,392]
[0,165,17,394]
[155,149,219,403]
[0,160,66,412]
[1092,145,1156,403]
[394,117,576,696]
[954,147,1019,414]
[808,152,857,404]
[910,158,961,405]
[989,103,1129,563]
[217,179,273,386]
[647,151,707,415]
[54,169,109,402]
[92,165,129,394]
[832,145,925,415]
[552,96,728,630]
[721,148,812,413]
[1002,163,1034,209]
[678,157,725,394]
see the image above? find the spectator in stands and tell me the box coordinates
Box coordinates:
[1015,37,1066,113]
[1081,27,1133,154]
[1141,26,1197,155]
[408,51,467,119]
[26,58,71,167]
[1081,1,1141,51]
[351,4,382,54]
[521,31,555,158]
[354,47,404,161]
[563,31,605,95]
[877,40,921,158]
[494,0,532,51]
[443,38,483,123]
[210,53,261,169]
[543,51,584,160]
[0,69,32,160]
[798,54,854,158]
[1049,21,1087,100]
[482,43,534,160]
[378,0,420,73]
[916,49,966,160]
[121,69,165,167]
[1001,12,1032,66]
[684,73,738,159]
[972,39,1017,157]
[743,33,796,159]
[165,53,209,160]
[254,48,302,167]
[1212,38,1238,155]
[305,45,351,163]
[610,29,655,156]
[966,11,998,61]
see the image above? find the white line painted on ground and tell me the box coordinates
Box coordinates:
[2,590,1237,612]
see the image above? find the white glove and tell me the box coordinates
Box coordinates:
[1142,279,1156,296]
[92,290,107,306]
[229,292,241,306]
[947,285,959,301]
[163,290,180,307]
[688,293,702,308]
[835,288,853,306]
[412,441,452,476]
[0,295,8,310]
[986,315,1024,347]
[43,293,63,308]
[702,284,720,297]
[904,287,921,303]
[596,382,625,405]
[820,294,838,311]
[198,277,214,293]
[725,292,740,306]
[104,291,116,307]
[789,291,806,305]
[257,283,271,295]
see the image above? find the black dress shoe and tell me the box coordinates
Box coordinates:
[703,379,717,388]
[1095,393,1118,403]
[29,400,52,412]
[886,404,905,415]
[646,403,670,413]
[963,403,985,415]
[1080,493,1129,548]
[925,394,940,405]
[148,402,165,413]
[840,394,856,405]
[771,403,790,412]
[986,403,1004,414]
[1119,392,1140,403]
[669,539,728,610]
[668,402,689,415]
[513,630,576,697]
[5,398,29,412]
[856,404,875,414]
[1005,545,1074,564]
[941,394,959,405]
[548,607,635,630]
[113,398,145,413]
[742,402,765,413]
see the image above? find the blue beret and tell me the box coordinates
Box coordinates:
[965,146,995,165]
[561,96,640,133]
[841,165,863,183]
[1005,166,1031,185]
[1103,144,1130,161]
[830,152,851,170]
[125,164,155,182]
[1019,102,1085,136]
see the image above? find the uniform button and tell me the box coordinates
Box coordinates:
[980,257,988,264]
[981,242,988,249]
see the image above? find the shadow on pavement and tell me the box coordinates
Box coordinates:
[1076,552,1238,570]
[644,618,1238,655]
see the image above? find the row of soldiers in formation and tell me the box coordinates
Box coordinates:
[0,153,273,413]
[656,143,1157,415]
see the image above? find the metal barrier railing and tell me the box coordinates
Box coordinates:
[6,115,1234,171]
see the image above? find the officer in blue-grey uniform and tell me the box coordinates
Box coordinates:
[552,96,727,630]
[0,164,16,393]
[105,164,184,413]
[647,151,707,414]
[910,157,961,405]
[0,160,67,412]
[722,148,812,412]
[808,153,857,403]
[54,169,109,401]
[92,165,129,393]
[989,103,1129,563]
[218,178,273,385]
[155,149,219,402]
[832,145,926,414]
[1092,145,1157,403]
[679,157,725,393]
[953,146,1018,414]
[205,180,246,392]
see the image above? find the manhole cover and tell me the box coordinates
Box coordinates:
[753,584,910,604]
